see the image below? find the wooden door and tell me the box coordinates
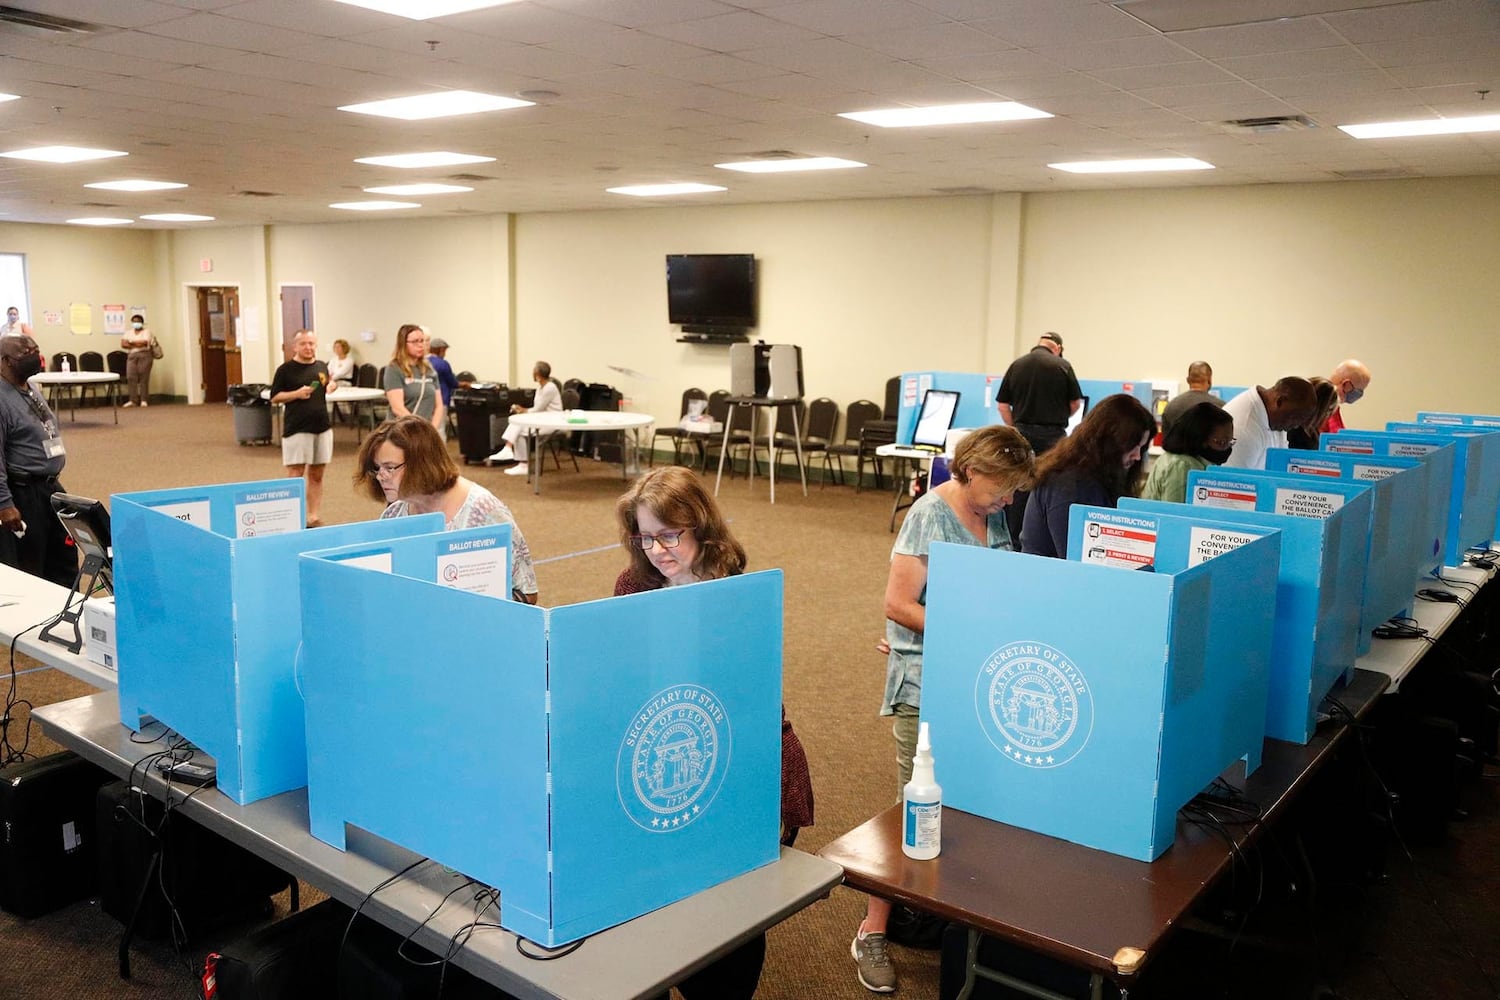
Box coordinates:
[279,285,314,363]
[223,288,243,387]
[198,287,228,403]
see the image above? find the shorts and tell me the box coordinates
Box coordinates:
[891,703,920,796]
[282,429,333,466]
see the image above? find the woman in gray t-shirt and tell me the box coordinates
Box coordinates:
[383,323,445,431]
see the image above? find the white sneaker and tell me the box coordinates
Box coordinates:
[488,445,515,463]
[140,401,149,407]
[121,401,135,407]
[504,464,529,476]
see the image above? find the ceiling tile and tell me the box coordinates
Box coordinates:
[643,10,823,52]
[1170,18,1347,58]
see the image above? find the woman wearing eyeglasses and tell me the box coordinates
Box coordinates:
[614,467,813,1000]
[1140,401,1237,503]
[852,424,1035,994]
[354,416,538,604]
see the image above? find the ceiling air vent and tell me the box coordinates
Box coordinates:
[1332,167,1414,180]
[446,173,496,182]
[743,150,802,159]
[237,190,278,198]
[0,5,99,34]
[1223,115,1316,134]
[933,186,997,196]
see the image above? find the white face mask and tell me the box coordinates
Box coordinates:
[132,322,143,330]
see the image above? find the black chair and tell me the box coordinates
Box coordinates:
[106,350,127,379]
[799,397,840,486]
[78,351,105,406]
[756,400,806,476]
[543,387,581,472]
[355,363,378,388]
[883,375,900,420]
[826,400,880,487]
[650,387,708,468]
[50,352,77,373]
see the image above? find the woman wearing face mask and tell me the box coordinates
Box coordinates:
[1140,401,1237,503]
[1020,393,1157,559]
[120,313,154,407]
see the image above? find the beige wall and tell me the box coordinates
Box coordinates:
[1016,177,1500,430]
[514,197,998,422]
[0,221,158,378]
[5,175,1499,430]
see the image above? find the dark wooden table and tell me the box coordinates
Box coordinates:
[818,667,1390,998]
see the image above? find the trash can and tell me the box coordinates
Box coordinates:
[227,383,273,446]
[452,384,510,464]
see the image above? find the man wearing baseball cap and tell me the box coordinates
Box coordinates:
[427,337,459,409]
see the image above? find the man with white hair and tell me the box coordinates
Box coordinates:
[1321,359,1372,434]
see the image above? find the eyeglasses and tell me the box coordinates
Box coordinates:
[629,529,688,550]
[1206,437,1237,449]
[372,462,405,478]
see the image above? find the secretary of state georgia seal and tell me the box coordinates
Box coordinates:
[616,683,731,832]
[974,641,1094,769]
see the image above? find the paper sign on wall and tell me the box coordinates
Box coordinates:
[435,536,510,598]
[1079,516,1156,569]
[103,305,126,334]
[233,486,301,538]
[1274,488,1345,519]
[43,310,61,326]
[147,499,211,526]
[68,303,92,335]
[1188,526,1263,567]
[903,376,918,406]
[1192,483,1257,510]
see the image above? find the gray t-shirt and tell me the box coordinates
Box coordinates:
[0,380,65,508]
[882,488,1012,714]
[383,362,440,421]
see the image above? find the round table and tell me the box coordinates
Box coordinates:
[29,371,122,423]
[507,410,654,494]
[260,385,390,443]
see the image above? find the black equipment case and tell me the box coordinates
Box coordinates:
[0,751,113,917]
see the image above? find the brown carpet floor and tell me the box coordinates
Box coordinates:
[0,401,1496,999]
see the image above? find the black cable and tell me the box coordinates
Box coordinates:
[436,887,504,995]
[336,856,431,992]
[1373,616,1428,641]
[1415,587,1465,608]
[394,877,480,967]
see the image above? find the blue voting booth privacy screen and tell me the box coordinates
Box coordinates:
[921,516,1279,862]
[1179,467,1370,741]
[896,372,1001,443]
[1417,413,1500,545]
[1387,422,1500,555]
[1263,449,1425,654]
[299,549,783,946]
[1323,431,1461,568]
[111,480,443,804]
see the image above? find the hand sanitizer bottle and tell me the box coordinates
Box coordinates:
[902,721,942,860]
[60,356,70,373]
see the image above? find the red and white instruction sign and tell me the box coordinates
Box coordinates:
[1079,516,1157,569]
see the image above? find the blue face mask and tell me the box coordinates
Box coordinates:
[1342,386,1363,405]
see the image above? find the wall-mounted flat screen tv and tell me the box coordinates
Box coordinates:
[666,254,757,332]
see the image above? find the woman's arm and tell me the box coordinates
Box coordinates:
[385,387,410,416]
[883,553,927,635]
[430,392,445,430]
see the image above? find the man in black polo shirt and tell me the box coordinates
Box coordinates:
[994,332,1083,544]
[0,335,75,586]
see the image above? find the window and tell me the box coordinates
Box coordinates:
[0,253,30,323]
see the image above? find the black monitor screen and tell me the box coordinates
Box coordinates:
[51,493,111,564]
[911,389,961,449]
[666,254,757,329]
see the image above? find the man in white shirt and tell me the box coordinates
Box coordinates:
[1222,377,1318,469]
[487,361,564,475]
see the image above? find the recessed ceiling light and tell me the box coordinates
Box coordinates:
[333,0,520,18]
[838,102,1052,128]
[140,213,214,222]
[715,157,867,173]
[85,180,187,192]
[1,145,128,164]
[363,183,473,195]
[339,90,533,121]
[1337,114,1500,139]
[606,183,728,197]
[329,200,422,211]
[355,151,496,169]
[66,217,133,226]
[1048,158,1215,173]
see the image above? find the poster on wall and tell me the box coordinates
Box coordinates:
[103,304,126,335]
[68,303,92,335]
[43,310,61,326]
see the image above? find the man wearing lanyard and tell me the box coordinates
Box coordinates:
[0,335,74,586]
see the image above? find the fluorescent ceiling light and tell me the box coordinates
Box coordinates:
[339,90,532,121]
[333,0,519,17]
[606,183,728,197]
[67,217,133,226]
[1048,157,1215,173]
[85,179,187,192]
[838,102,1052,128]
[0,94,18,103]
[1337,114,1500,139]
[329,200,421,211]
[363,183,473,195]
[715,157,866,173]
[1,145,128,163]
[355,151,496,169]
[140,213,214,222]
